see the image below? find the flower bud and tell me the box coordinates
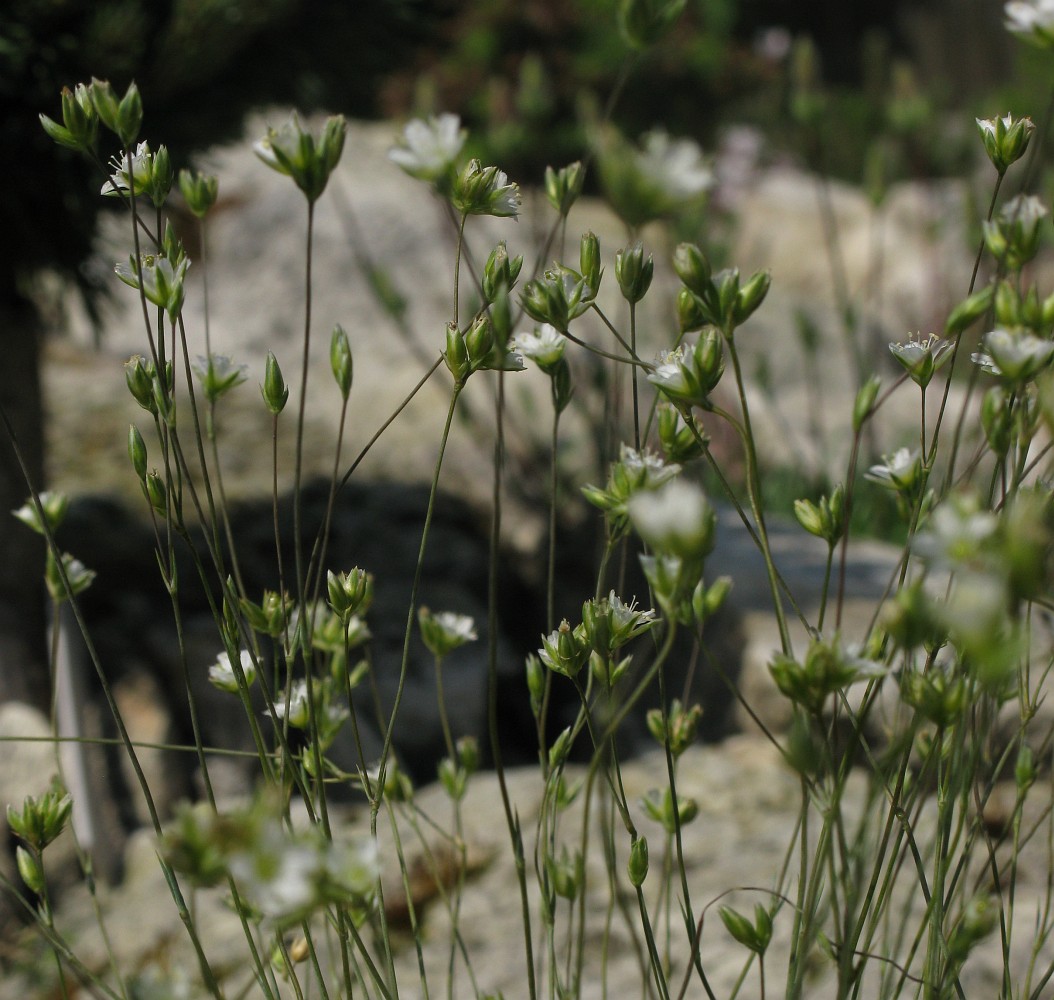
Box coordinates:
[544,161,585,216]
[438,757,467,801]
[548,726,573,769]
[91,78,142,147]
[579,231,603,295]
[692,575,731,626]
[16,846,44,895]
[615,241,653,304]
[328,568,373,622]
[330,325,353,400]
[526,653,545,717]
[945,285,994,337]
[128,425,148,481]
[547,847,582,901]
[444,322,470,382]
[465,314,495,370]
[7,787,73,851]
[673,242,711,297]
[733,269,771,325]
[146,470,168,518]
[677,287,707,333]
[627,836,649,887]
[1016,743,1036,793]
[262,351,289,415]
[853,375,881,432]
[482,241,524,303]
[457,735,479,775]
[40,83,98,153]
[178,168,219,218]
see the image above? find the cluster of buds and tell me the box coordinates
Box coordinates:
[793,483,846,545]
[125,354,174,416]
[993,278,1054,332]
[178,168,219,218]
[720,904,774,957]
[641,786,699,834]
[41,77,141,153]
[768,636,883,716]
[673,243,770,336]
[9,785,73,898]
[900,662,968,728]
[544,160,585,216]
[645,699,702,757]
[254,114,347,203]
[444,315,523,383]
[521,264,596,333]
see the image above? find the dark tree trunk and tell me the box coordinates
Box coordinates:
[0,292,49,712]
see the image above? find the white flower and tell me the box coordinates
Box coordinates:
[888,334,954,387]
[418,607,477,657]
[388,113,466,182]
[628,479,716,559]
[974,327,1054,381]
[208,649,256,693]
[274,679,310,729]
[637,130,714,201]
[1006,0,1054,43]
[228,820,319,924]
[914,495,998,569]
[865,447,923,493]
[620,444,682,491]
[512,324,567,371]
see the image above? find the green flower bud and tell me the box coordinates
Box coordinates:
[457,735,479,775]
[733,269,771,325]
[128,425,148,481]
[677,287,707,333]
[853,374,882,432]
[8,787,73,851]
[548,726,573,769]
[328,568,373,623]
[692,575,731,626]
[330,324,353,400]
[673,242,711,297]
[547,847,582,901]
[719,904,773,955]
[646,699,702,756]
[793,484,845,544]
[981,387,1012,457]
[438,757,467,801]
[615,241,654,304]
[945,285,994,336]
[146,470,168,518]
[525,653,545,718]
[1016,743,1036,793]
[444,322,470,382]
[482,241,524,303]
[262,351,289,415]
[178,168,219,218]
[91,78,141,147]
[641,787,698,833]
[657,404,708,464]
[551,356,574,414]
[544,161,585,216]
[452,159,521,217]
[465,314,495,370]
[579,231,603,295]
[16,846,44,895]
[539,619,590,678]
[627,836,649,887]
[40,84,98,153]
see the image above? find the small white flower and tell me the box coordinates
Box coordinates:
[274,680,310,729]
[418,607,478,657]
[389,113,466,182]
[628,479,716,559]
[888,334,954,387]
[512,324,568,371]
[620,444,682,491]
[974,327,1054,381]
[637,130,714,201]
[208,649,256,693]
[865,447,923,493]
[1006,0,1054,43]
[228,820,318,923]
